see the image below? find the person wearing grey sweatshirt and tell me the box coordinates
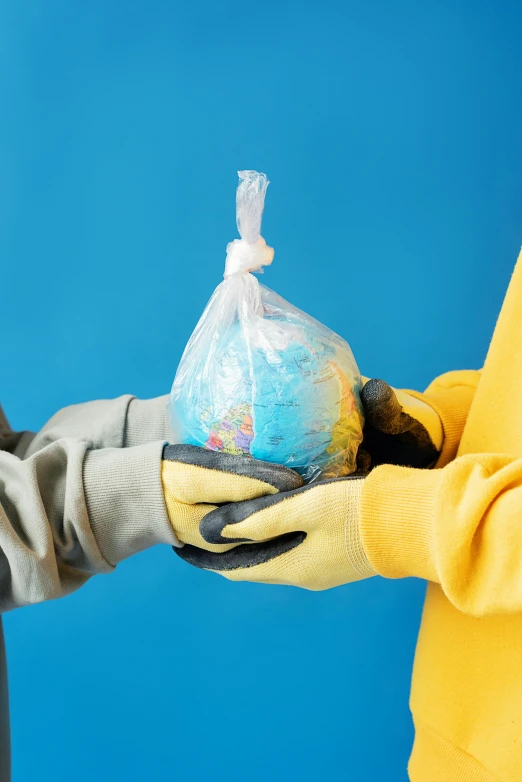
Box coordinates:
[0,396,300,780]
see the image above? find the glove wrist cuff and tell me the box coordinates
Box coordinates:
[345,479,376,579]
[359,465,440,581]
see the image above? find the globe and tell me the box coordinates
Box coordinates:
[170,294,364,482]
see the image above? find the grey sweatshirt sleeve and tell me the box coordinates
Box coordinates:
[0,438,176,612]
[24,394,172,458]
[0,394,176,612]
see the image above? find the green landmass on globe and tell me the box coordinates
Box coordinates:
[197,358,362,479]
[201,403,255,456]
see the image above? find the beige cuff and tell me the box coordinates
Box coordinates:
[84,440,179,566]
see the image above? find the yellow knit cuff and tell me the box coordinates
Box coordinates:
[359,465,443,582]
[408,371,480,467]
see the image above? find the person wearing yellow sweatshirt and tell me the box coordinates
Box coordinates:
[178,250,522,782]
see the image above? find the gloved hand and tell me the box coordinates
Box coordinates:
[175,469,371,590]
[172,378,444,589]
[161,444,302,550]
[357,378,443,472]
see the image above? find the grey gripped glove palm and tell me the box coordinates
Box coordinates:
[172,378,444,589]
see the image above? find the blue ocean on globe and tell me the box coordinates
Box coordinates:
[170,295,364,482]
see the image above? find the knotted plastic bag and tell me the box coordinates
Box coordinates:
[168,171,364,482]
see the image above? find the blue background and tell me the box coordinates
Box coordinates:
[1,1,521,779]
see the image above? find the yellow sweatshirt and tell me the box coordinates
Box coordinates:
[361,251,522,782]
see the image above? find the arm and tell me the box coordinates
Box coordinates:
[361,452,522,617]
[21,395,171,459]
[0,438,174,612]
[0,435,299,613]
[175,448,522,618]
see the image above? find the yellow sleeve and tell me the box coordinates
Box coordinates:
[407,369,481,466]
[360,452,522,617]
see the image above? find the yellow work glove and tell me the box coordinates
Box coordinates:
[161,444,302,551]
[174,471,372,590]
[172,378,443,589]
[357,378,443,472]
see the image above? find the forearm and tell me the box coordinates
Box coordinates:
[123,395,171,447]
[0,438,175,612]
[24,394,171,458]
[361,451,522,617]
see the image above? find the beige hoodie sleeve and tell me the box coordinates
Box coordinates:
[0,395,176,612]
[23,394,172,457]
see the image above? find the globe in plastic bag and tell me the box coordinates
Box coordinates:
[168,171,364,482]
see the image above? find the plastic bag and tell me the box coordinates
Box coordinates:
[168,170,364,482]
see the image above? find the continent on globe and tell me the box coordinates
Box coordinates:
[203,403,255,456]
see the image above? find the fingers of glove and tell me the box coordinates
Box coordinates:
[361,380,440,467]
[361,424,439,468]
[175,533,355,590]
[355,446,372,475]
[361,380,443,450]
[162,444,303,506]
[170,502,240,552]
[361,379,413,435]
[174,531,306,571]
[393,389,443,450]
[175,535,316,588]
[177,478,367,589]
[200,479,352,545]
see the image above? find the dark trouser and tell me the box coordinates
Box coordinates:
[0,620,10,782]
[0,407,12,781]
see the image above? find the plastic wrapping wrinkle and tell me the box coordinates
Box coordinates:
[169,170,364,482]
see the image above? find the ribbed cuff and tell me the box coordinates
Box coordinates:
[84,441,178,566]
[345,478,377,579]
[360,465,443,582]
[411,372,480,467]
[124,396,172,448]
